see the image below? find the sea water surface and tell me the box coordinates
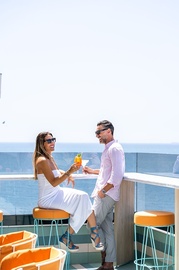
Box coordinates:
[1,142,179,153]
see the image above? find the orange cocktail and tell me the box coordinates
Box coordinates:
[74,153,82,166]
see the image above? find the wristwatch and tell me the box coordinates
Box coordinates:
[102,189,106,194]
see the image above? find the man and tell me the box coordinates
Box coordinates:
[83,120,125,270]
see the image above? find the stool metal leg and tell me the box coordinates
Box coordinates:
[134,224,139,270]
[162,225,174,270]
[48,219,61,246]
[141,226,148,270]
[48,219,56,246]
[134,225,147,270]
[34,219,39,246]
[54,219,60,246]
[148,227,159,270]
[34,219,46,246]
[162,226,170,270]
[170,225,175,269]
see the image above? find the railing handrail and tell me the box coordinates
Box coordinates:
[124,172,179,189]
[0,173,97,180]
[1,172,179,189]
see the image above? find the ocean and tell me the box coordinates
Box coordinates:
[1,142,179,154]
[0,142,179,216]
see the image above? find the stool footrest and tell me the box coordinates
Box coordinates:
[134,258,174,268]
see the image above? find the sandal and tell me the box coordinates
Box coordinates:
[59,231,79,253]
[90,226,104,251]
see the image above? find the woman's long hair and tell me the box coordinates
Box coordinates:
[33,132,53,179]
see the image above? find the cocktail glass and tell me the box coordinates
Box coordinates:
[82,159,89,167]
[82,160,89,173]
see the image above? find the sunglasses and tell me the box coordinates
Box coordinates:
[44,138,56,144]
[95,128,108,135]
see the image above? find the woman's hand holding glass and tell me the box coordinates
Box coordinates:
[69,163,81,173]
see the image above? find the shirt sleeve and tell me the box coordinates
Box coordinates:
[107,145,125,187]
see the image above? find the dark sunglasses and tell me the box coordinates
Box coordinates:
[95,128,108,135]
[44,138,56,144]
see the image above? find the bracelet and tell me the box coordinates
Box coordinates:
[64,171,70,177]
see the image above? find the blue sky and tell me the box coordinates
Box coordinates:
[0,0,178,143]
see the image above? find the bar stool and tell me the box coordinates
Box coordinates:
[33,207,70,269]
[0,210,3,234]
[134,210,175,270]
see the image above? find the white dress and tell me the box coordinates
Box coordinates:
[37,170,92,233]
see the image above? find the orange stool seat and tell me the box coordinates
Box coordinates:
[0,210,3,234]
[134,210,174,227]
[33,207,70,220]
[134,210,175,270]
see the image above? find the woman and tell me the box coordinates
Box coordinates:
[33,131,103,252]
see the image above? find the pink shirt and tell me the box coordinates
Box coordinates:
[91,140,125,201]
